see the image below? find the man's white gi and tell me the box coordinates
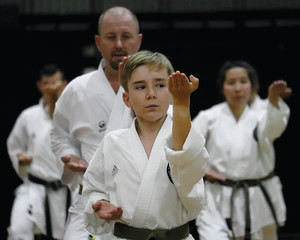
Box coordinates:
[82,115,209,240]
[7,98,69,240]
[50,59,134,240]
[193,98,290,239]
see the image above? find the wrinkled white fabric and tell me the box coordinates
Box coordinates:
[193,99,289,239]
[83,115,209,239]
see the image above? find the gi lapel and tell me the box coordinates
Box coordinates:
[130,116,172,227]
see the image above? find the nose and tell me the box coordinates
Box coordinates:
[234,82,242,91]
[146,86,157,99]
[114,37,123,48]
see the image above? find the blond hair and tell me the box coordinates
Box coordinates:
[122,50,174,92]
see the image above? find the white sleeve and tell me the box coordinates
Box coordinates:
[82,141,113,236]
[50,96,81,186]
[165,125,209,217]
[192,110,210,138]
[7,111,29,179]
[257,98,290,145]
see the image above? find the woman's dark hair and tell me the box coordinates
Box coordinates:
[216,60,259,95]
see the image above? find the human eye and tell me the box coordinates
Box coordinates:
[135,84,145,90]
[106,34,116,40]
[122,33,133,40]
[242,78,250,83]
[225,79,235,86]
[156,83,166,88]
[42,81,50,87]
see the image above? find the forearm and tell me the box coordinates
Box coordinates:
[172,99,191,151]
[168,71,198,151]
[258,98,290,141]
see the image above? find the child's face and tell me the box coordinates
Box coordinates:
[123,65,171,123]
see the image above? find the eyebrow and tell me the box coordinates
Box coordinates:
[104,31,134,36]
[131,78,167,85]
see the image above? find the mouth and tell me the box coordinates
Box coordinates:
[234,96,244,100]
[112,52,127,58]
[146,105,158,110]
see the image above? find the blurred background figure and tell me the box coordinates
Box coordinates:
[193,60,291,240]
[7,64,69,240]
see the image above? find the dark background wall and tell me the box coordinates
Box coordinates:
[1,1,299,239]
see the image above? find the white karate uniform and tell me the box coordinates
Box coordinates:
[82,115,209,239]
[250,94,276,174]
[7,98,69,240]
[7,184,33,240]
[50,59,134,240]
[250,94,268,110]
[193,99,290,240]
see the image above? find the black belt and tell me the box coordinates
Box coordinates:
[28,174,71,239]
[207,171,278,240]
[114,222,189,240]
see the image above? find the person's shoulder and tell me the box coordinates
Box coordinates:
[15,104,40,122]
[66,70,98,89]
[105,128,130,141]
[21,103,40,115]
[250,95,268,111]
[59,70,99,101]
[202,102,226,114]
[102,128,130,146]
[100,128,131,152]
[193,102,225,123]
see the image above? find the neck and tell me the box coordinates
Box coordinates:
[229,105,246,121]
[135,116,167,158]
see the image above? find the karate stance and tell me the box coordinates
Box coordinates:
[193,60,291,240]
[82,50,209,240]
[7,65,69,240]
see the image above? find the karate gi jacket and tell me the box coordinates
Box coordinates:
[250,94,268,111]
[82,115,209,237]
[51,59,134,190]
[7,98,68,239]
[193,98,290,237]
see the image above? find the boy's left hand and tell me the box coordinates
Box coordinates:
[168,71,199,104]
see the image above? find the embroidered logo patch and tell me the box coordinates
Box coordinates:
[98,120,106,132]
[112,165,118,176]
[87,234,95,239]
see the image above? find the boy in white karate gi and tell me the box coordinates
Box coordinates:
[82,50,209,240]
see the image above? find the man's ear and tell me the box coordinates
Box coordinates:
[94,34,101,53]
[123,92,132,108]
[36,81,42,92]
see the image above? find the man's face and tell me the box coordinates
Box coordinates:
[95,13,142,71]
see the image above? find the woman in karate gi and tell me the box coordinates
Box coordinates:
[7,65,69,240]
[193,60,292,240]
[82,50,209,240]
